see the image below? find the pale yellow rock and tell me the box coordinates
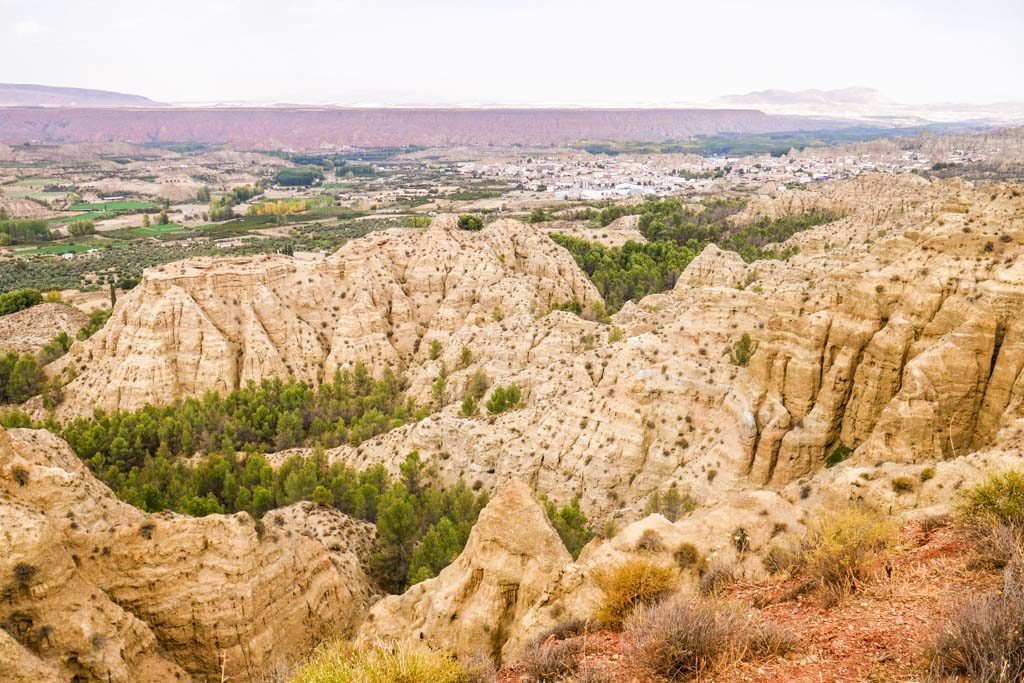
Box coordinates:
[357,479,571,665]
[0,427,373,681]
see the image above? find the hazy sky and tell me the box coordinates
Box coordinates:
[2,0,1021,105]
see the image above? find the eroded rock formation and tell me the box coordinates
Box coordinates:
[0,427,373,681]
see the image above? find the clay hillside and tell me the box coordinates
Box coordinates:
[4,173,1024,682]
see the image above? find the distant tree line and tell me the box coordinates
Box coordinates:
[0,219,52,245]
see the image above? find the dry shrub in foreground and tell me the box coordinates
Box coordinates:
[795,506,895,602]
[626,593,797,680]
[288,641,475,683]
[593,559,678,626]
[519,638,580,682]
[930,555,1024,682]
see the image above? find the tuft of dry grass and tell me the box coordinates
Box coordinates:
[698,561,736,596]
[519,638,580,682]
[627,593,796,680]
[288,641,473,683]
[930,553,1024,682]
[593,559,678,627]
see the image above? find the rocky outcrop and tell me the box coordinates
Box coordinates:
[357,480,571,665]
[0,427,373,681]
[0,303,88,355]
[51,216,601,416]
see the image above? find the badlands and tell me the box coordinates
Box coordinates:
[4,172,1024,681]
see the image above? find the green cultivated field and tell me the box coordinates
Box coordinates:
[129,223,187,236]
[68,200,160,212]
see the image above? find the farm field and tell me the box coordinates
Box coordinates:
[67,200,160,212]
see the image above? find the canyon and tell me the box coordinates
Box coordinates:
[5,171,1024,680]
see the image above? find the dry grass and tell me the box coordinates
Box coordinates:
[519,638,580,682]
[698,561,737,596]
[795,506,896,603]
[288,641,473,683]
[593,559,678,626]
[626,593,796,680]
[930,555,1024,682]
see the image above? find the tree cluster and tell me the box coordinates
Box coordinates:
[0,218,52,245]
[62,363,425,477]
[0,352,46,404]
[0,288,42,316]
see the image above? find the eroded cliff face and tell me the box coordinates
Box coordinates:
[51,215,600,416]
[275,176,1024,521]
[0,427,373,682]
[44,176,1024,521]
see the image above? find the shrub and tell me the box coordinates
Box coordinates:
[13,562,37,584]
[519,638,580,682]
[825,443,853,468]
[891,476,916,494]
[729,333,755,367]
[959,470,1024,529]
[920,466,936,482]
[545,496,594,559]
[795,507,895,602]
[929,554,1024,682]
[485,384,521,415]
[673,543,703,570]
[627,593,794,680]
[139,521,155,539]
[429,339,443,361]
[312,485,334,506]
[460,395,479,417]
[697,562,736,596]
[762,544,799,575]
[12,464,29,486]
[593,559,678,626]
[0,289,42,316]
[288,641,472,683]
[637,529,665,552]
[457,215,484,231]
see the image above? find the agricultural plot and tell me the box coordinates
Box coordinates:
[68,200,160,212]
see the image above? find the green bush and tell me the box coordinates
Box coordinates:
[729,333,755,367]
[76,308,112,340]
[456,215,483,231]
[0,352,45,403]
[545,496,594,559]
[485,384,521,415]
[959,470,1024,529]
[0,289,42,316]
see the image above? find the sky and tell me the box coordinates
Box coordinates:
[1,0,1022,106]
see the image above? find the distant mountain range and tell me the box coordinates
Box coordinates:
[714,87,1024,124]
[0,107,854,149]
[0,83,162,107]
